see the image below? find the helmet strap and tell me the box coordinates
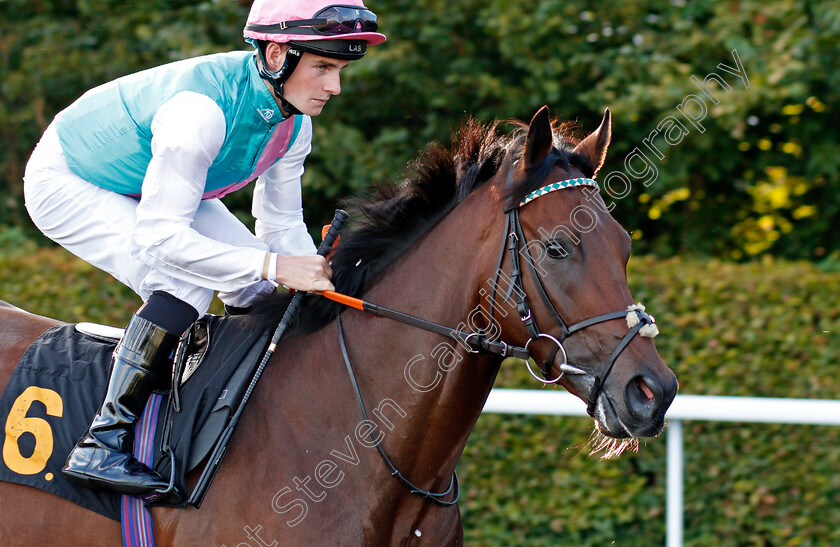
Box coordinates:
[253,42,304,118]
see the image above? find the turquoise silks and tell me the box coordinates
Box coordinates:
[55,51,301,199]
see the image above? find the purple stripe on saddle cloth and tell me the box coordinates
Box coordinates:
[201,120,296,200]
[121,392,163,547]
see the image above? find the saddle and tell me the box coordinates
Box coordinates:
[0,313,273,520]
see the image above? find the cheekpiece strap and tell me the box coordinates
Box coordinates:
[519,178,599,207]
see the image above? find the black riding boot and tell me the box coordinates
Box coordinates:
[62,314,179,498]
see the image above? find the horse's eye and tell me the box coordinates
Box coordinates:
[544,239,569,260]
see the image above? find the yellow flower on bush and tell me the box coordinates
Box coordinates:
[664,188,691,203]
[758,215,775,231]
[646,187,691,221]
[781,142,802,156]
[765,166,787,180]
[793,205,817,219]
[766,186,790,209]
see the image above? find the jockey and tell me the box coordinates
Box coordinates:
[23,0,385,501]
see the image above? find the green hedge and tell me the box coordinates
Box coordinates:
[461,255,840,546]
[1,237,838,545]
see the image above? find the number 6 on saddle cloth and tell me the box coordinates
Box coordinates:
[0,312,276,520]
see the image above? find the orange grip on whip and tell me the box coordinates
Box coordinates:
[321,290,365,310]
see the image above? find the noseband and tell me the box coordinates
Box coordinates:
[487,169,658,417]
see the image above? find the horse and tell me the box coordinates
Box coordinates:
[0,106,677,545]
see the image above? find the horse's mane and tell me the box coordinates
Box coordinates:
[250,116,593,333]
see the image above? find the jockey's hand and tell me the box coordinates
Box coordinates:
[275,255,335,293]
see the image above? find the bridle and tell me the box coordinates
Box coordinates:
[331,161,658,507]
[488,165,659,417]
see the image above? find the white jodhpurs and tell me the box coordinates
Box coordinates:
[23,124,277,316]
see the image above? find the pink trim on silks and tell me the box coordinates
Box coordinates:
[201,179,252,200]
[121,393,164,547]
[202,120,296,200]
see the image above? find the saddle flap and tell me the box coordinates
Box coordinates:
[149,314,273,502]
[185,326,271,471]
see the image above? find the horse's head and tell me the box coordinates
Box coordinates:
[487,106,677,444]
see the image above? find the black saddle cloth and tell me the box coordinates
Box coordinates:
[0,314,272,520]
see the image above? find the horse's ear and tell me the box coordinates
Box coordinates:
[573,108,612,176]
[523,105,553,168]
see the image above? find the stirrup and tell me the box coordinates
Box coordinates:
[141,447,183,505]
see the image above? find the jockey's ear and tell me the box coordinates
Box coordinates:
[573,108,612,176]
[523,105,553,169]
[264,42,289,72]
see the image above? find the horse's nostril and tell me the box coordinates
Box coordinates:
[636,377,655,402]
[624,375,661,422]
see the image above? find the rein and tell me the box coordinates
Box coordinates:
[321,166,659,508]
[321,290,529,360]
[336,313,459,506]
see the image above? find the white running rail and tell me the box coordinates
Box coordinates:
[483,389,840,546]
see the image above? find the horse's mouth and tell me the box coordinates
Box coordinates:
[560,375,643,458]
[596,390,667,439]
[593,394,633,438]
[560,362,667,441]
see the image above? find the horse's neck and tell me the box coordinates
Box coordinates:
[243,187,503,523]
[332,187,504,490]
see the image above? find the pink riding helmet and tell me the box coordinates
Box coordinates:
[243,1,386,115]
[243,0,387,45]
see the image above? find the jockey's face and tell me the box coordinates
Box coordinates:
[264,43,348,117]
